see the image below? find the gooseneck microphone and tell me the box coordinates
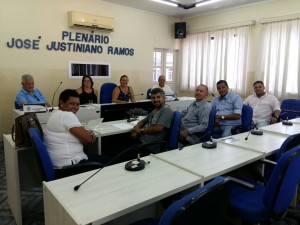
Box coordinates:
[49,82,63,112]
[74,147,141,191]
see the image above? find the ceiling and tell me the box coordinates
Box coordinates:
[101,0,272,18]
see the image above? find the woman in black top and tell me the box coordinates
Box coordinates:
[112,75,136,103]
[76,75,98,104]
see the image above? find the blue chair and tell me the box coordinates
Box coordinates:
[146,88,152,99]
[129,176,231,225]
[231,104,253,135]
[229,145,300,223]
[201,106,216,142]
[280,99,300,120]
[167,111,181,150]
[262,133,300,182]
[29,128,102,181]
[99,83,117,104]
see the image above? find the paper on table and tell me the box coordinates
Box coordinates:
[112,123,134,130]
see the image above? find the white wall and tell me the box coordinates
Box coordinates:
[0,0,178,136]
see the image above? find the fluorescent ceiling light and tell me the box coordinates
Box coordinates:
[196,0,222,7]
[151,0,178,7]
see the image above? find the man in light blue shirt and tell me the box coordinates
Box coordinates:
[180,84,211,145]
[16,74,49,109]
[211,80,243,138]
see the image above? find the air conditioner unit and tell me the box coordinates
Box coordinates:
[68,11,114,31]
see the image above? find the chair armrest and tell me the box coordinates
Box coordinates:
[231,125,242,135]
[226,176,255,190]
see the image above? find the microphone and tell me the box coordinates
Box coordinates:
[280,112,293,126]
[49,82,63,112]
[134,93,144,96]
[74,146,143,191]
[251,123,263,135]
[174,93,179,101]
[245,121,264,140]
[202,136,217,149]
[125,152,145,171]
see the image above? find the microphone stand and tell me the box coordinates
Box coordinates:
[282,116,293,126]
[49,82,63,112]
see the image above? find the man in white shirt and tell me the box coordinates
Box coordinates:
[244,81,281,128]
[152,75,174,96]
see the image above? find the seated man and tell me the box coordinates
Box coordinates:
[16,74,50,108]
[244,81,281,128]
[132,88,173,154]
[211,80,243,138]
[44,89,109,169]
[180,84,211,145]
[152,75,174,96]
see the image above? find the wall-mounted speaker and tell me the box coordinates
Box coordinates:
[175,22,186,39]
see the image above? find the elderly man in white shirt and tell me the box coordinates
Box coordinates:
[152,75,174,96]
[244,81,281,128]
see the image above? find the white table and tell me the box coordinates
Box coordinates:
[85,118,136,154]
[290,118,300,124]
[43,156,202,225]
[153,142,263,183]
[216,131,289,156]
[260,122,300,136]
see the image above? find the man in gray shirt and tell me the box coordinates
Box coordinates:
[180,84,211,145]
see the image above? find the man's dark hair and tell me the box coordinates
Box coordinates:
[59,89,79,103]
[216,80,228,87]
[151,88,165,96]
[253,80,264,86]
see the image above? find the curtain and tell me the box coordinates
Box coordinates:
[180,26,251,96]
[256,19,300,99]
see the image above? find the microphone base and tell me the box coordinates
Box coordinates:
[125,159,145,171]
[282,121,293,126]
[202,141,217,149]
[251,130,263,135]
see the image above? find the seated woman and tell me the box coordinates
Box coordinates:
[112,75,136,103]
[76,75,98,105]
[43,89,109,169]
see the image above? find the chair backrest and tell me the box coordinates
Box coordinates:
[241,104,253,132]
[275,133,300,161]
[281,99,300,120]
[99,83,117,104]
[29,127,56,181]
[15,101,21,109]
[263,145,300,220]
[168,111,181,150]
[158,176,230,225]
[202,106,216,142]
[146,88,152,99]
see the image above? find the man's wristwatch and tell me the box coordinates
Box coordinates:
[221,115,225,120]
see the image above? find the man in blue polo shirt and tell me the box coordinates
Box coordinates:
[211,80,243,138]
[16,74,49,109]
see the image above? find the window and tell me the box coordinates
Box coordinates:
[256,19,300,99]
[69,61,111,79]
[153,49,176,83]
[180,26,251,96]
